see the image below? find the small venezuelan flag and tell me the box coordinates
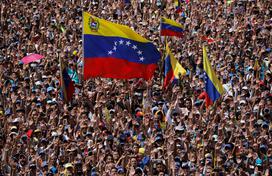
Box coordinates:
[164,43,186,88]
[174,0,182,13]
[203,46,224,107]
[160,17,184,38]
[83,12,161,80]
[60,59,75,102]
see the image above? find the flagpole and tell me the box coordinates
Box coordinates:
[161,37,168,87]
[58,50,67,102]
[82,11,85,94]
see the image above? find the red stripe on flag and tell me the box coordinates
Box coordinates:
[198,91,213,107]
[164,70,174,88]
[66,83,75,101]
[84,58,157,80]
[161,29,184,38]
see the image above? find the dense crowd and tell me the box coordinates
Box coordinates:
[0,0,271,175]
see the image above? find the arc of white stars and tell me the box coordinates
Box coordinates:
[204,73,208,83]
[119,40,124,45]
[137,50,143,55]
[111,41,144,62]
[126,41,131,46]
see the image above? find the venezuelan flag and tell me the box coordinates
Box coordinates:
[83,12,161,80]
[203,46,224,106]
[174,0,182,13]
[164,44,186,88]
[60,59,75,102]
[160,17,184,38]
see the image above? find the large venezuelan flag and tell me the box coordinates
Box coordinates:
[83,12,161,80]
[160,17,184,38]
[203,46,224,107]
[164,44,186,87]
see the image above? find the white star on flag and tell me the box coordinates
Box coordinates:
[126,41,131,46]
[139,57,144,61]
[137,50,143,55]
[119,40,124,45]
[108,50,113,55]
[114,41,118,46]
[204,74,208,83]
[113,46,117,51]
[132,45,137,50]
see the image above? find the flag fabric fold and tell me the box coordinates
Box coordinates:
[163,43,186,88]
[160,17,184,38]
[67,68,80,84]
[83,12,161,80]
[174,0,182,13]
[203,46,224,107]
[60,58,75,102]
[201,36,215,44]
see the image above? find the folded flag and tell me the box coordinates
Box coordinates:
[160,17,184,38]
[254,59,260,71]
[164,43,186,88]
[174,0,182,13]
[201,36,215,44]
[60,59,75,102]
[203,46,224,107]
[254,59,260,79]
[83,12,161,80]
[198,92,213,108]
[67,68,80,84]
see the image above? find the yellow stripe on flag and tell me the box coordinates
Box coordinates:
[83,12,149,43]
[203,46,224,94]
[166,43,186,77]
[161,17,184,29]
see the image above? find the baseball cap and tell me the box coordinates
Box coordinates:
[42,161,48,168]
[5,108,12,116]
[91,172,98,176]
[12,118,20,123]
[139,148,145,154]
[136,111,143,117]
[50,166,58,174]
[175,125,184,131]
[154,135,163,142]
[256,158,262,166]
[117,166,125,174]
[10,126,17,131]
[64,163,73,169]
[47,86,54,92]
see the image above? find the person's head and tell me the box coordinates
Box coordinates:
[105,154,114,164]
[130,157,138,168]
[112,151,119,161]
[158,172,166,176]
[155,160,165,173]
[64,163,74,174]
[134,167,143,176]
[29,163,36,173]
[110,167,117,175]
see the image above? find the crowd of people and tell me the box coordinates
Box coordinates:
[0,0,271,175]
